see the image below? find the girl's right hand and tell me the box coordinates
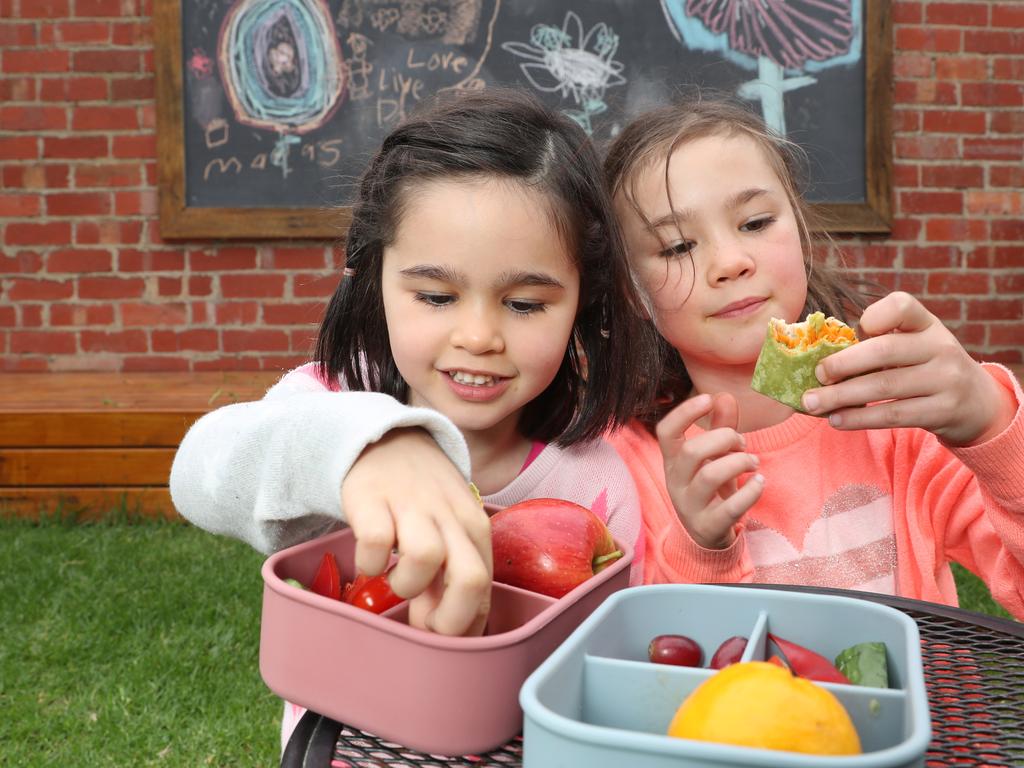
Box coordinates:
[341,428,493,637]
[656,393,764,549]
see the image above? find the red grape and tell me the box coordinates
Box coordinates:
[709,635,749,669]
[648,634,703,667]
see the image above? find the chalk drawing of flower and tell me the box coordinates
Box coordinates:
[685,0,854,70]
[502,10,626,134]
[662,0,857,135]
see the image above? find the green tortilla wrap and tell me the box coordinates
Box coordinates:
[750,312,858,413]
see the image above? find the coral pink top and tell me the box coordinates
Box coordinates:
[608,364,1024,620]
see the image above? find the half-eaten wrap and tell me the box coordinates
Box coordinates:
[750,311,858,413]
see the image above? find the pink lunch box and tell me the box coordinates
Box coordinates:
[259,525,633,756]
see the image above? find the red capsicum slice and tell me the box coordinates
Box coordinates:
[767,633,851,684]
[310,552,342,601]
[342,570,404,614]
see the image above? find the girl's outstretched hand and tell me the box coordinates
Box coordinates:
[341,428,493,637]
[803,291,1016,446]
[656,392,764,549]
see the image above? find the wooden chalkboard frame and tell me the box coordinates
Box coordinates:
[154,0,892,240]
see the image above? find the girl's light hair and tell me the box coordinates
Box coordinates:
[604,95,876,422]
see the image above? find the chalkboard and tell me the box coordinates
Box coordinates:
[154,0,891,239]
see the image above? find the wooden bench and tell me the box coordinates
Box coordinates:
[0,371,279,520]
[2,365,1021,521]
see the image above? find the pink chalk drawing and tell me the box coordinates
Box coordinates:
[188,47,214,79]
[662,0,857,135]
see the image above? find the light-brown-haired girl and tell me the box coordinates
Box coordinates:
[605,97,1024,619]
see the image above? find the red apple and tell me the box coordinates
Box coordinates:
[490,498,623,598]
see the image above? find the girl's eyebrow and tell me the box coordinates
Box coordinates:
[399,265,564,291]
[649,187,771,230]
[399,264,465,284]
[726,187,771,210]
[495,269,564,290]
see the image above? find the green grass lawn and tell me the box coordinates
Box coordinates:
[950,561,1014,621]
[0,513,1016,766]
[0,514,279,767]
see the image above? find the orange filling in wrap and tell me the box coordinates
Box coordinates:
[770,315,858,351]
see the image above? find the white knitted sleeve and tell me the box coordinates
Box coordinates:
[169,371,469,554]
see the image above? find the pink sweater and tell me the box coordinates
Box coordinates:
[608,364,1024,620]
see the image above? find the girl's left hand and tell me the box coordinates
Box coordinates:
[801,291,1016,447]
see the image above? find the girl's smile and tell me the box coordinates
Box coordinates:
[443,369,512,402]
[710,296,769,319]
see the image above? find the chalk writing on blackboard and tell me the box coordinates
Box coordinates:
[172,0,877,219]
[660,0,860,135]
[157,0,889,237]
[182,0,511,207]
[332,0,500,117]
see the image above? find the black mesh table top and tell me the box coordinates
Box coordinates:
[282,586,1024,768]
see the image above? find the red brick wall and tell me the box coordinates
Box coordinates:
[1,0,1022,372]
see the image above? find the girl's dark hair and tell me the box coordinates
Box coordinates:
[316,88,657,445]
[604,96,878,425]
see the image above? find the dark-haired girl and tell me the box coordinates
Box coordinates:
[171,88,657,643]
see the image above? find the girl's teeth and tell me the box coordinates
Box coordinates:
[451,371,494,386]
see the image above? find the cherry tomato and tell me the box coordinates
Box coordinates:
[648,634,703,667]
[309,552,341,600]
[709,635,749,669]
[342,571,404,614]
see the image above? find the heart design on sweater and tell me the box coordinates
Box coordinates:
[745,484,897,592]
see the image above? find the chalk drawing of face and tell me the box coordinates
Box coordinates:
[268,41,296,76]
[263,15,302,97]
[220,0,346,133]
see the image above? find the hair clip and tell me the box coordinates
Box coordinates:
[342,267,356,278]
